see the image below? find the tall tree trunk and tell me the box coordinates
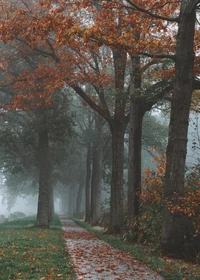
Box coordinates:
[76,181,84,218]
[68,186,74,216]
[36,118,50,227]
[107,49,127,234]
[161,0,196,256]
[48,180,54,222]
[128,105,145,220]
[90,115,103,225]
[108,121,126,233]
[127,56,144,221]
[60,192,67,214]
[84,144,92,222]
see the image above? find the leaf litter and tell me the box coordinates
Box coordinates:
[60,217,164,280]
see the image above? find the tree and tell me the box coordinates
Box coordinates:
[0,77,74,227]
[127,56,171,221]
[36,108,50,226]
[161,0,200,255]
[72,101,105,224]
[122,0,200,256]
[68,3,174,232]
[90,114,104,225]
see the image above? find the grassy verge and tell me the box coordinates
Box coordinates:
[72,218,200,280]
[0,215,75,280]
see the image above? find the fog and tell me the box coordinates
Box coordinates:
[0,193,38,217]
[0,111,199,220]
[0,191,60,218]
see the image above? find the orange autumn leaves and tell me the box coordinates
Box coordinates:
[141,153,200,233]
[0,0,196,116]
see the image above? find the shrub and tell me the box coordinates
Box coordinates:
[9,211,26,220]
[124,154,200,262]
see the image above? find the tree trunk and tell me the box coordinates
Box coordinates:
[60,193,67,214]
[68,186,74,216]
[36,120,50,227]
[127,56,144,221]
[128,105,145,220]
[48,180,54,222]
[108,122,126,233]
[161,0,196,256]
[74,49,128,232]
[76,182,84,218]
[90,115,103,225]
[84,144,92,222]
[107,49,127,233]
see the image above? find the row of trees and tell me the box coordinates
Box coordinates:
[0,0,200,257]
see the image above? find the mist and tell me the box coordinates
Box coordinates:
[0,193,38,218]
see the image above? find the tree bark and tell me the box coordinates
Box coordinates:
[161,0,197,256]
[84,144,92,222]
[127,56,144,221]
[48,179,54,222]
[128,105,145,220]
[90,115,103,225]
[68,186,74,216]
[108,121,126,233]
[76,181,84,218]
[106,49,128,233]
[60,192,67,214]
[36,116,50,227]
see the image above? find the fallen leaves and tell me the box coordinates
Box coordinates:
[62,218,164,280]
[0,217,75,279]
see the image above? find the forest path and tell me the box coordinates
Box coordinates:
[60,216,164,280]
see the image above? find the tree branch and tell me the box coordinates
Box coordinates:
[91,53,111,118]
[45,39,60,62]
[72,85,111,122]
[124,0,180,23]
[140,58,173,73]
[16,38,59,61]
[142,79,174,111]
[138,52,175,61]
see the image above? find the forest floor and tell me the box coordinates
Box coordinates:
[60,216,164,280]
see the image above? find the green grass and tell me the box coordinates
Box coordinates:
[0,215,75,280]
[72,218,200,280]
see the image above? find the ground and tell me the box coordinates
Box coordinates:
[61,216,164,280]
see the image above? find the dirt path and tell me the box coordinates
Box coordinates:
[60,216,164,280]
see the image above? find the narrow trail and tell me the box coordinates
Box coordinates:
[60,216,164,280]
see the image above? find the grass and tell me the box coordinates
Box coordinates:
[72,218,200,280]
[0,215,75,280]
